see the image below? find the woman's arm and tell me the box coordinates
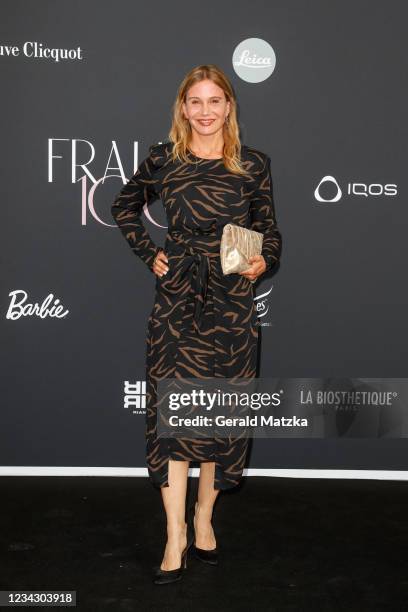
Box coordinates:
[111,146,162,272]
[249,154,282,272]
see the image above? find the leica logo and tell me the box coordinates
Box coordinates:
[232,38,276,83]
[234,50,272,68]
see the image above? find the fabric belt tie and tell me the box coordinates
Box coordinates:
[166,228,216,332]
[191,252,210,326]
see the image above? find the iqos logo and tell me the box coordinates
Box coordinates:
[314,175,397,202]
[314,176,342,202]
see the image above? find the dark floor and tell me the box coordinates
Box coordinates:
[0,475,407,611]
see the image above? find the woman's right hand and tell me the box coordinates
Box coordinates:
[153,250,169,278]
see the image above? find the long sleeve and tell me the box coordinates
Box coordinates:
[111,144,162,272]
[249,154,282,272]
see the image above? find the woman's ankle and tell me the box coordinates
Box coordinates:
[166,520,187,538]
[195,502,213,521]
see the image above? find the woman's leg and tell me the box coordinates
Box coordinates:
[159,458,190,570]
[195,462,219,550]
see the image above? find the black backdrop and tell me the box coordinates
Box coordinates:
[2,0,408,476]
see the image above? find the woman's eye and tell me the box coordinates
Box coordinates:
[190,100,220,104]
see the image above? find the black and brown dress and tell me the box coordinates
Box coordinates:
[111,142,282,490]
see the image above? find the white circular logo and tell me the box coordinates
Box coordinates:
[232,38,276,83]
[314,175,343,202]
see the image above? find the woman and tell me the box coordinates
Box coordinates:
[111,64,282,584]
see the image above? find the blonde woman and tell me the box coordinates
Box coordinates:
[111,64,282,584]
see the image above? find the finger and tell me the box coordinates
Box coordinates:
[157,252,168,264]
[249,263,264,273]
[155,270,168,278]
[154,262,169,275]
[154,252,169,275]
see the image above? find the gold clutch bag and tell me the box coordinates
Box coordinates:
[220,223,263,276]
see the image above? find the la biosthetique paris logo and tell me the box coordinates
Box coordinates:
[314,175,397,202]
[232,38,276,83]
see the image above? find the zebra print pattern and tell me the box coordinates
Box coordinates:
[111,142,282,490]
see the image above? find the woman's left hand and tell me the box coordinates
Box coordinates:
[239,255,266,283]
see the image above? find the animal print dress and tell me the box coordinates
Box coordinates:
[111,142,282,490]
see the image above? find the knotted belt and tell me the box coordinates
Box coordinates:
[190,251,210,325]
[165,227,222,333]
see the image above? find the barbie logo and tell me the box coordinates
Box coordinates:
[6,290,69,320]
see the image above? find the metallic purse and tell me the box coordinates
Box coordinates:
[220,223,263,278]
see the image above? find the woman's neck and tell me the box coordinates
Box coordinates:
[188,135,224,158]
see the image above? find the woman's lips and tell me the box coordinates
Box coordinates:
[197,119,215,126]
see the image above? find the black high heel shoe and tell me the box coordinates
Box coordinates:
[191,502,219,566]
[153,523,194,585]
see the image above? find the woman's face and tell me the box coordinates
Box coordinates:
[182,79,230,138]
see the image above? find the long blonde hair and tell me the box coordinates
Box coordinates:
[168,64,249,176]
